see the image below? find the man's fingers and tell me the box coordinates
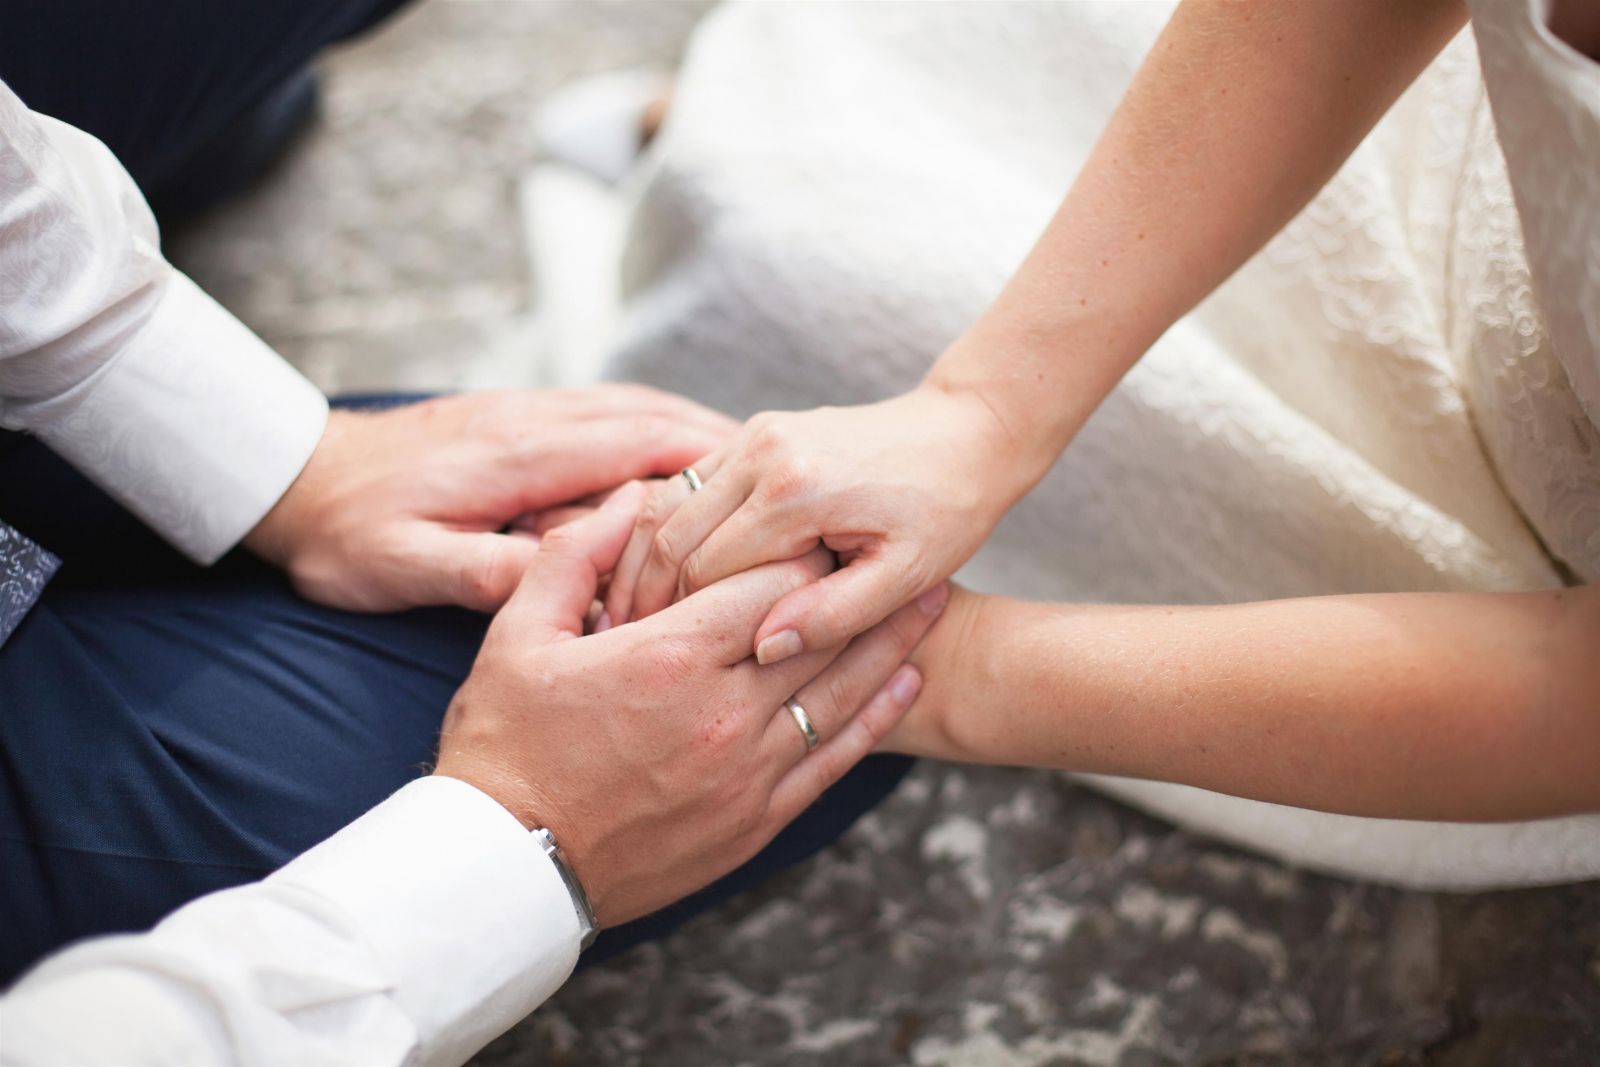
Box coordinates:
[630,453,750,620]
[753,552,924,666]
[576,383,740,439]
[502,481,646,642]
[395,527,538,613]
[766,664,922,828]
[757,584,946,770]
[501,416,726,515]
[640,547,833,666]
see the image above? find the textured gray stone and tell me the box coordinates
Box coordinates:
[167,3,1600,1064]
[483,765,1598,1066]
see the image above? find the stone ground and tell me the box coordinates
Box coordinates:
[167,2,1600,1064]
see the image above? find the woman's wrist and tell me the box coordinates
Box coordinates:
[911,372,1060,518]
[920,309,1147,502]
[882,586,1001,760]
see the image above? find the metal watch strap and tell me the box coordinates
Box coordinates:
[532,828,599,951]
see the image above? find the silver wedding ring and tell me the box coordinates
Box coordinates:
[681,467,704,493]
[785,698,820,753]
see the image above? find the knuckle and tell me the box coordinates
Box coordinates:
[760,455,816,504]
[696,713,745,764]
[814,749,851,791]
[459,548,507,608]
[680,549,711,595]
[748,416,795,458]
[820,671,857,723]
[731,796,767,841]
[538,523,583,557]
[637,483,674,527]
[647,526,682,574]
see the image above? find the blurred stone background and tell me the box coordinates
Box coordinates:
[168,2,1600,1065]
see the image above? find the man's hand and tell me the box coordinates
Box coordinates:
[243,387,733,613]
[434,482,945,926]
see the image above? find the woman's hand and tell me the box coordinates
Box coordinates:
[607,383,1036,663]
[244,386,735,614]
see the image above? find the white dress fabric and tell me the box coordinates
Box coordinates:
[602,0,1600,889]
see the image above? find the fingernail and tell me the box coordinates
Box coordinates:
[755,629,803,665]
[594,610,613,633]
[889,665,922,705]
[917,584,949,617]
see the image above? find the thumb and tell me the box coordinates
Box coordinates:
[419,530,540,613]
[502,480,646,642]
[753,551,926,665]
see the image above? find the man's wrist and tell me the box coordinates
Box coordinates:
[241,409,356,568]
[533,828,600,950]
[432,768,603,946]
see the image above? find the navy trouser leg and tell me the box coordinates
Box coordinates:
[0,411,912,985]
[0,0,414,218]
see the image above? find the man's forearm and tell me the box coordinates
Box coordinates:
[891,585,1600,822]
[925,0,1468,485]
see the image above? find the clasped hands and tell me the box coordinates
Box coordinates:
[242,384,1016,926]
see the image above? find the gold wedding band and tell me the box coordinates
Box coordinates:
[785,698,820,753]
[681,467,704,493]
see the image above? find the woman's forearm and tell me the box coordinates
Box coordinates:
[925,0,1468,486]
[891,586,1600,822]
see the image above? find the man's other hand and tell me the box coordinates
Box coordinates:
[433,482,945,926]
[243,387,734,612]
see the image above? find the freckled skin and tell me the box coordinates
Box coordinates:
[880,1,1599,823]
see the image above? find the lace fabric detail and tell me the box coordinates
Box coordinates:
[1457,0,1600,579]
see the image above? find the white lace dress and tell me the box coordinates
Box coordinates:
[601,0,1600,889]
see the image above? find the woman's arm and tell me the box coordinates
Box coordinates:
[889,586,1600,822]
[928,0,1469,473]
[621,0,1470,663]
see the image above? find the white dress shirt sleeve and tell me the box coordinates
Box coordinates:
[0,80,328,563]
[0,776,582,1067]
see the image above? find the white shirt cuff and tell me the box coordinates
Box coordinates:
[29,271,328,564]
[269,775,583,1067]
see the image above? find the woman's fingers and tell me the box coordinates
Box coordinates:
[766,664,923,829]
[755,585,946,771]
[675,497,820,603]
[630,452,751,620]
[603,476,692,626]
[754,549,932,666]
[638,548,835,666]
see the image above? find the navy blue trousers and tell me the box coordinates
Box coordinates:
[0,0,413,222]
[0,409,912,985]
[0,0,910,987]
